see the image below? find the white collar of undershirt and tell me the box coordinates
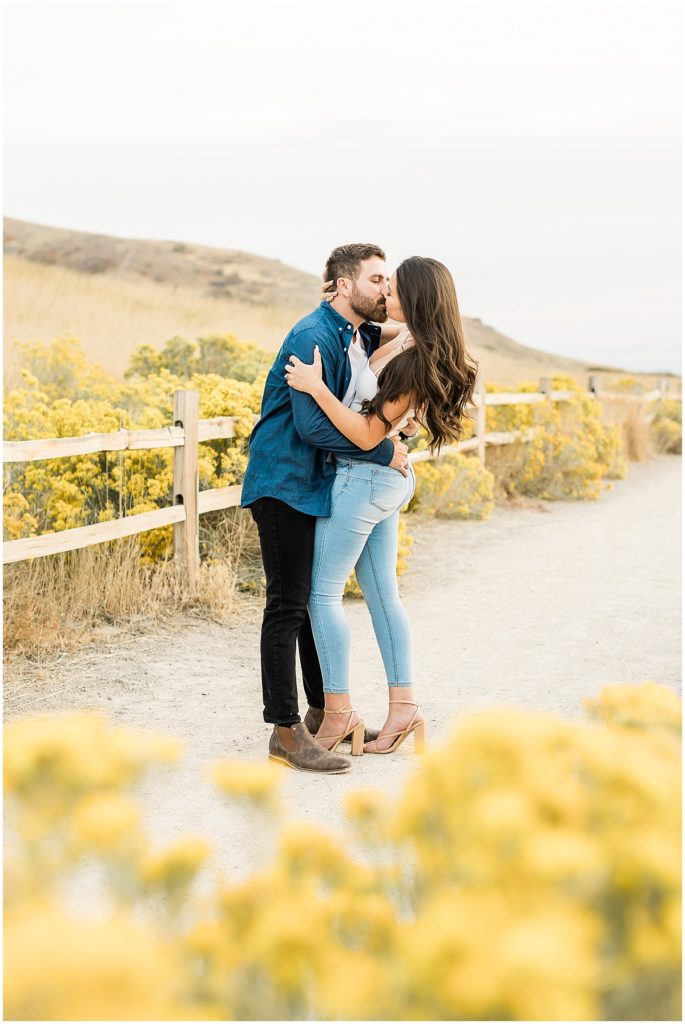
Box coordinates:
[341,324,369,407]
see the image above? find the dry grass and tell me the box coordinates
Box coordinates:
[3,254,301,387]
[4,539,180,659]
[598,398,654,462]
[197,507,265,608]
[621,405,655,462]
[484,441,534,501]
[3,512,262,661]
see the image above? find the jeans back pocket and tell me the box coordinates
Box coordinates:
[370,469,407,512]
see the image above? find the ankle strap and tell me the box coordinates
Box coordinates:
[324,706,355,714]
[388,700,418,706]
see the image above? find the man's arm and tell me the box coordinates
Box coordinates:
[292,390,394,464]
[285,330,393,465]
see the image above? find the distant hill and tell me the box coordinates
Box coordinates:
[4,217,317,309]
[4,217,674,390]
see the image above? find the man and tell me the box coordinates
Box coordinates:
[241,243,409,773]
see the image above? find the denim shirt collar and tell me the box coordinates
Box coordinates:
[319,300,382,353]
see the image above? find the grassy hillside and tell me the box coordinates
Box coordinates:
[3,253,306,385]
[4,217,676,391]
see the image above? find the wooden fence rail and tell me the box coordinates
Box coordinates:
[3,377,677,583]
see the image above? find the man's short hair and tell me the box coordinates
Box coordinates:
[324,243,386,286]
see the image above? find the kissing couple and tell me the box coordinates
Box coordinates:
[241,243,478,773]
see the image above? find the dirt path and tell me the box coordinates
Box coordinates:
[5,455,681,887]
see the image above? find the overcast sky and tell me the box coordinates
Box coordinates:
[4,0,681,372]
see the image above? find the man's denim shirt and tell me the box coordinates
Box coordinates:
[241,301,394,517]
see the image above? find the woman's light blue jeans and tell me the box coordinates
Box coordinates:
[308,457,416,694]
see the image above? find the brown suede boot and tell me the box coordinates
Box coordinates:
[303,706,381,744]
[303,706,325,734]
[268,722,351,774]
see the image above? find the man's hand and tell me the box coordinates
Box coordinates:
[389,437,410,476]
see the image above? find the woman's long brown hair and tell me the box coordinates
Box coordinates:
[364,256,479,452]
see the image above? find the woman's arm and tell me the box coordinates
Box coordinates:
[378,322,403,344]
[285,349,411,451]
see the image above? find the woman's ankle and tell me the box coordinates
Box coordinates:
[388,685,417,706]
[324,693,353,711]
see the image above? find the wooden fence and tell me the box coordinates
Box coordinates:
[3,376,676,588]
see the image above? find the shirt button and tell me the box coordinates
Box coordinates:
[338,327,342,331]
[346,324,352,330]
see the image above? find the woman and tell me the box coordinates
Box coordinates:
[285,256,478,754]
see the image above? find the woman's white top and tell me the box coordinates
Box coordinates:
[350,332,415,437]
[341,331,369,408]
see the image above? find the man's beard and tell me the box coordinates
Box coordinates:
[349,283,388,323]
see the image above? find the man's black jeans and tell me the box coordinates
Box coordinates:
[249,496,325,725]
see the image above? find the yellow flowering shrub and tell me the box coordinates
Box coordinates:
[396,513,414,573]
[3,340,264,563]
[4,683,680,1021]
[612,376,644,393]
[485,378,541,432]
[126,332,272,383]
[410,452,494,519]
[485,376,626,500]
[16,335,115,401]
[3,492,38,540]
[651,399,682,454]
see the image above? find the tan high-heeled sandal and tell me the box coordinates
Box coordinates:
[364,700,425,754]
[316,707,365,756]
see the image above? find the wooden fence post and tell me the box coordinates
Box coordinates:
[659,378,668,400]
[539,377,552,400]
[588,375,600,396]
[475,372,486,464]
[173,389,200,592]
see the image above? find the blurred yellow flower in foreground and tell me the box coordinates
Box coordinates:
[5,902,182,1021]
[210,757,282,806]
[69,792,142,855]
[315,947,388,1019]
[3,683,681,1021]
[344,786,387,825]
[584,680,682,733]
[147,733,183,763]
[140,837,212,898]
[4,712,180,799]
